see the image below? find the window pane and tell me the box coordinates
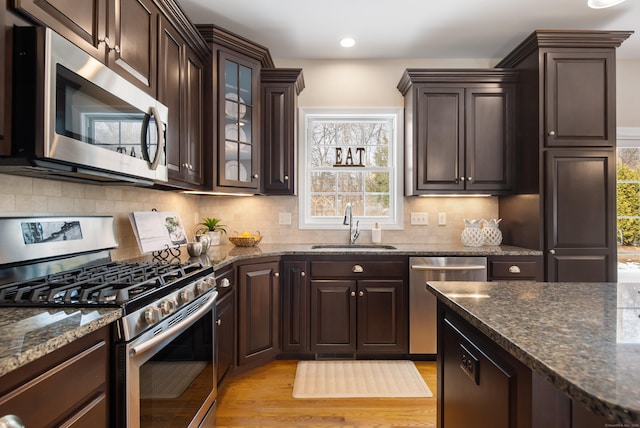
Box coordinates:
[311,195,337,217]
[337,171,363,193]
[364,194,390,216]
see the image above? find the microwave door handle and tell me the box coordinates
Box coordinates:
[144,106,164,171]
[130,291,217,357]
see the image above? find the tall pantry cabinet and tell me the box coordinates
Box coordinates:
[497,30,632,282]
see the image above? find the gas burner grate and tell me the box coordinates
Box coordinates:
[0,260,205,307]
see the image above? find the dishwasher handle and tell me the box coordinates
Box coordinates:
[411,264,486,271]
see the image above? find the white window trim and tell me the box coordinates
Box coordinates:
[298,107,404,230]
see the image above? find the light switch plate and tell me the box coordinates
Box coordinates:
[279,212,292,225]
[411,212,428,225]
[438,212,447,226]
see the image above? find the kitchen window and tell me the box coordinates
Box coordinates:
[617,127,640,282]
[298,108,403,230]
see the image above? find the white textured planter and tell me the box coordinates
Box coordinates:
[206,230,222,246]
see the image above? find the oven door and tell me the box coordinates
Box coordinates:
[117,290,217,428]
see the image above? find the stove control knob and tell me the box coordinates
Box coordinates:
[179,288,195,304]
[159,299,176,315]
[206,277,217,289]
[195,280,210,295]
[144,306,162,325]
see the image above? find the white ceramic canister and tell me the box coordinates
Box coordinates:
[461,219,484,247]
[482,218,503,246]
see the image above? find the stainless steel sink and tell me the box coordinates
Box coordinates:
[311,244,397,250]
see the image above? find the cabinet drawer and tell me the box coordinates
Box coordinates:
[490,261,539,280]
[310,260,405,278]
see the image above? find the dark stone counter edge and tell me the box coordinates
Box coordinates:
[428,286,639,424]
[0,309,122,378]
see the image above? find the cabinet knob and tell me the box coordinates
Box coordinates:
[549,249,556,254]
[467,176,472,181]
[352,264,364,273]
[216,319,221,326]
[548,130,556,136]
[0,415,24,428]
[358,291,364,297]
[274,272,280,277]
[508,265,521,274]
[219,278,231,288]
[460,177,465,182]
[284,175,289,181]
[253,174,259,179]
[351,291,356,297]
[99,37,120,53]
[300,272,306,277]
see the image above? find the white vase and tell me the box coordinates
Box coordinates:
[206,230,222,246]
[482,219,503,246]
[461,219,484,247]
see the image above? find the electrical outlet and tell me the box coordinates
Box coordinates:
[411,212,428,225]
[438,212,447,226]
[279,212,292,225]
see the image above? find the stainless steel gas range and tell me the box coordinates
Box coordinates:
[0,216,218,428]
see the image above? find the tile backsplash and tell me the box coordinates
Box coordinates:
[0,173,499,260]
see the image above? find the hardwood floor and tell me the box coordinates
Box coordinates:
[211,360,437,427]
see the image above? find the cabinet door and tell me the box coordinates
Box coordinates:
[357,280,406,353]
[237,261,279,366]
[217,50,260,191]
[310,280,356,353]
[545,150,616,281]
[109,0,157,95]
[415,87,465,192]
[442,317,512,428]
[183,47,205,185]
[216,290,235,385]
[11,0,107,61]
[282,260,309,353]
[465,86,515,192]
[262,83,295,194]
[159,18,184,182]
[545,51,615,147]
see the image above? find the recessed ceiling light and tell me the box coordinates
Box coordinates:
[340,38,356,48]
[588,0,626,8]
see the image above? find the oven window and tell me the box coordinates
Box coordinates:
[138,310,215,427]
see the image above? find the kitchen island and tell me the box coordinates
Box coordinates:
[428,280,640,426]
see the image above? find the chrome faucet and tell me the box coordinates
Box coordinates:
[343,203,360,245]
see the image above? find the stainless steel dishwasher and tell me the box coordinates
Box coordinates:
[409,257,487,354]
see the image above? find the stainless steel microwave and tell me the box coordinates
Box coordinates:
[3,26,168,186]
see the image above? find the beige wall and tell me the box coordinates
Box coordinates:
[2,57,638,257]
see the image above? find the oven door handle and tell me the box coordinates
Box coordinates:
[130,291,217,357]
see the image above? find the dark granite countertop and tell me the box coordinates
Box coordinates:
[0,307,122,377]
[194,243,541,271]
[427,280,640,424]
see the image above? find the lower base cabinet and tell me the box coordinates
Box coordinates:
[237,258,280,368]
[215,267,235,386]
[439,304,620,428]
[0,327,110,428]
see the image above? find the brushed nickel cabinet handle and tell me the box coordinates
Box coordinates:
[549,249,556,254]
[351,291,356,297]
[548,130,556,136]
[508,265,521,274]
[358,291,364,297]
[352,264,364,273]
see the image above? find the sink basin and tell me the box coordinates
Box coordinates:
[311,244,397,250]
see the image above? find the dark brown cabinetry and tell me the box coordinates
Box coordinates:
[198,25,275,194]
[0,327,110,427]
[215,266,235,386]
[159,17,206,187]
[236,258,280,368]
[281,259,309,353]
[261,68,305,195]
[398,70,517,195]
[309,257,407,355]
[497,30,630,282]
[487,255,543,281]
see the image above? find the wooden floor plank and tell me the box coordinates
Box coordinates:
[210,360,437,427]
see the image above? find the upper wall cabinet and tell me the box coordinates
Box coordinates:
[398,70,517,196]
[261,68,304,195]
[198,25,275,194]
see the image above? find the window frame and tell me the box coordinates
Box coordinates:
[298,107,404,230]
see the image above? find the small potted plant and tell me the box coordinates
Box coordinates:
[196,217,227,246]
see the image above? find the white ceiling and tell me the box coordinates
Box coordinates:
[179,0,640,61]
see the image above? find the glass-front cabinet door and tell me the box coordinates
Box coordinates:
[218,50,259,191]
